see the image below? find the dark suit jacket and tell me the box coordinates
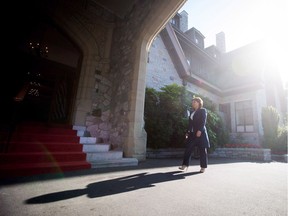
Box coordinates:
[187,108,210,148]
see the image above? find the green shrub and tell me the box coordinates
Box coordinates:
[144,85,188,149]
[206,110,229,152]
[144,88,168,149]
[274,125,288,153]
[144,84,227,150]
[261,106,280,148]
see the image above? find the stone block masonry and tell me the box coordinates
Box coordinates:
[210,148,271,162]
[147,148,272,162]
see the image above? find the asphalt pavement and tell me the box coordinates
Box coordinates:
[0,158,287,216]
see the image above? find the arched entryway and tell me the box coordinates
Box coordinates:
[2,6,82,126]
[1,0,187,162]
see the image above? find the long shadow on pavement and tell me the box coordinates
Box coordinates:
[0,158,276,186]
[24,170,200,204]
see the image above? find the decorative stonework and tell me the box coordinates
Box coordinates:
[86,111,111,143]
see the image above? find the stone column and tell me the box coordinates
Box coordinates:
[74,55,99,125]
[122,0,187,160]
[123,41,148,160]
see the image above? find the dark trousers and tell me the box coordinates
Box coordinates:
[182,138,208,168]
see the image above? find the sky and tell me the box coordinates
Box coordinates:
[179,0,288,87]
[179,0,288,51]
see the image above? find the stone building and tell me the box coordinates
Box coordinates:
[0,0,187,173]
[0,0,285,177]
[146,11,286,145]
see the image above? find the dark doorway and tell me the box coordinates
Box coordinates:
[2,48,79,125]
[1,2,82,126]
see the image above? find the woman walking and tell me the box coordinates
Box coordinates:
[179,97,210,173]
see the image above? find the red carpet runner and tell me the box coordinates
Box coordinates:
[0,122,91,179]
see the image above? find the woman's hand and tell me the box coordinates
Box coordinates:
[196,131,201,137]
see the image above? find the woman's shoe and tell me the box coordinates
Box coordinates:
[178,165,188,171]
[200,168,205,173]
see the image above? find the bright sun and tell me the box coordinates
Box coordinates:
[229,0,288,88]
[264,1,288,88]
[265,38,288,88]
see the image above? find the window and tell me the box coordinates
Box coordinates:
[170,19,176,25]
[219,103,231,132]
[235,100,254,132]
[170,17,180,29]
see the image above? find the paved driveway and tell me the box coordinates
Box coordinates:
[0,158,287,216]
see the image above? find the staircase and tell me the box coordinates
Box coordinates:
[0,122,138,179]
[74,126,138,168]
[0,122,91,179]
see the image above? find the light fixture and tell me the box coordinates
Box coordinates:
[29,42,48,57]
[27,72,41,97]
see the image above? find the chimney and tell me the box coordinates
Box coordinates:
[216,31,226,53]
[179,10,188,32]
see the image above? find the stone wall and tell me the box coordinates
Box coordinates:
[108,1,156,151]
[71,0,156,151]
[146,148,185,158]
[146,147,273,162]
[146,35,183,91]
[210,148,271,161]
[86,72,113,144]
[146,27,221,104]
[80,0,187,159]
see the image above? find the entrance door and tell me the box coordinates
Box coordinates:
[21,57,77,124]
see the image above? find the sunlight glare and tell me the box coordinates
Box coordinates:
[230,0,288,88]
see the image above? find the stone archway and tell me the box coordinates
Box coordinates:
[8,0,187,161]
[110,1,187,160]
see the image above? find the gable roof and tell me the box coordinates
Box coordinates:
[160,22,268,96]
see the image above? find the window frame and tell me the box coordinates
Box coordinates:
[235,100,254,133]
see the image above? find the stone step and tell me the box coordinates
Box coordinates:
[82,143,110,152]
[73,126,91,137]
[73,125,86,131]
[86,150,123,161]
[72,125,138,169]
[73,126,86,137]
[80,137,98,144]
[90,158,138,168]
